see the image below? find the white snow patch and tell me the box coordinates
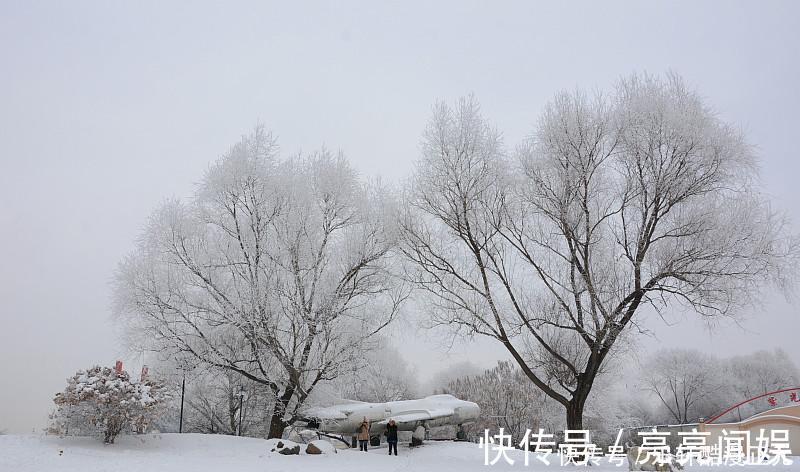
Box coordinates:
[0,433,798,472]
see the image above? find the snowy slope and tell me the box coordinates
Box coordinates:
[1,434,798,472]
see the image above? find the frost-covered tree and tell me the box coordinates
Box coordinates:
[50,364,170,443]
[115,127,407,438]
[182,368,275,436]
[401,74,797,430]
[640,349,724,424]
[711,349,797,421]
[726,349,800,400]
[332,339,419,403]
[140,355,276,436]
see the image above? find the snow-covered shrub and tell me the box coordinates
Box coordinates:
[50,364,171,443]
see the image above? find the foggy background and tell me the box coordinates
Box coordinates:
[1,0,798,433]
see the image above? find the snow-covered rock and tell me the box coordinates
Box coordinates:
[306,439,336,455]
[266,438,302,454]
[279,445,301,455]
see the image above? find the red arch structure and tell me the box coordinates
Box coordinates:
[704,387,800,424]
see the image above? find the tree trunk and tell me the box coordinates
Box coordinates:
[565,396,590,462]
[228,391,238,434]
[105,424,121,444]
[566,397,585,431]
[267,414,286,439]
[267,394,290,439]
[266,386,296,439]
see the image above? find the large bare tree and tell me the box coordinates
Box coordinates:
[115,127,406,438]
[400,75,797,430]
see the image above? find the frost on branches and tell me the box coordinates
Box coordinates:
[50,363,171,443]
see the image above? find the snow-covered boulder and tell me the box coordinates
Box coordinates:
[306,439,336,455]
[266,438,302,455]
[279,445,300,455]
[306,442,322,454]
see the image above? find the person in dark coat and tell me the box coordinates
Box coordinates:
[385,419,399,456]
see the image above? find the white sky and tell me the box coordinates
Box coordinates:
[1,1,798,433]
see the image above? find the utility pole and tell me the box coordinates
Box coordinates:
[236,386,246,436]
[178,371,186,433]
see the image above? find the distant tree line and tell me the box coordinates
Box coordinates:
[638,348,799,425]
[441,348,799,447]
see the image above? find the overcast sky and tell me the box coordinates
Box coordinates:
[1,1,798,434]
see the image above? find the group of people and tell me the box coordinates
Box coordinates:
[356,417,399,456]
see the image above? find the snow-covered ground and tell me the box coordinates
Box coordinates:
[1,434,798,472]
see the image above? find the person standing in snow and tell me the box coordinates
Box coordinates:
[357,417,370,452]
[385,419,398,456]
